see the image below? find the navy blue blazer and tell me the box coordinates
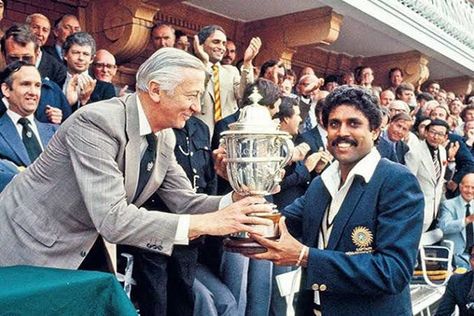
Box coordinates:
[283,158,424,315]
[0,114,58,167]
[0,159,18,192]
[435,271,474,316]
[295,125,325,154]
[0,79,72,124]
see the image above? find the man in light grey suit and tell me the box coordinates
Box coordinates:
[193,25,261,137]
[0,47,272,270]
[438,173,474,269]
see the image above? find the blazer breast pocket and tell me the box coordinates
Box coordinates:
[11,205,59,247]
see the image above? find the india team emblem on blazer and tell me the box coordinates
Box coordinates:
[351,226,374,250]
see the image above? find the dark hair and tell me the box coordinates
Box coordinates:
[321,85,381,130]
[274,96,299,121]
[197,25,225,44]
[395,82,414,98]
[151,23,175,35]
[0,60,36,87]
[388,67,403,79]
[354,65,372,84]
[175,29,186,38]
[426,118,450,132]
[416,92,434,103]
[324,75,338,84]
[241,78,280,109]
[461,105,474,122]
[0,24,38,56]
[63,32,96,55]
[259,59,279,78]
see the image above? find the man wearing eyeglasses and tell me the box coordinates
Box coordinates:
[406,119,457,232]
[91,49,130,97]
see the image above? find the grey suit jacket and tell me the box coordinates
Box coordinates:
[0,93,221,269]
[195,63,253,136]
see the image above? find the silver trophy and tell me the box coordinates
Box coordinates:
[220,88,294,254]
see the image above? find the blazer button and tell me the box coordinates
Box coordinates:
[311,284,319,291]
[80,251,87,257]
[319,284,327,292]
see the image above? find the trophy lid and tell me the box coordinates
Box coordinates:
[224,87,283,134]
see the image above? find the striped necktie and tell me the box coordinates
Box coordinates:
[433,149,441,181]
[212,64,222,122]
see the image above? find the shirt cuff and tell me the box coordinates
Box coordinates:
[174,215,190,245]
[219,192,233,209]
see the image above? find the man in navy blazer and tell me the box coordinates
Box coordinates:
[0,62,58,189]
[252,86,424,315]
[435,244,474,315]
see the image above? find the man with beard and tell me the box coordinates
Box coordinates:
[250,86,424,315]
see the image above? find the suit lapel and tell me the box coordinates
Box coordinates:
[419,141,437,184]
[35,119,54,148]
[456,196,468,242]
[123,94,141,204]
[306,185,331,247]
[0,115,31,165]
[326,176,366,250]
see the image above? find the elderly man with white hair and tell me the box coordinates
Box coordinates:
[0,48,272,273]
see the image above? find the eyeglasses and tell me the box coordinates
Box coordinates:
[93,62,117,70]
[6,55,34,64]
[427,130,447,137]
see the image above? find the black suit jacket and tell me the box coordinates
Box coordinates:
[295,125,325,154]
[43,45,63,63]
[436,271,474,315]
[38,50,67,87]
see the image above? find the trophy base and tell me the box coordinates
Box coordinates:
[223,237,276,255]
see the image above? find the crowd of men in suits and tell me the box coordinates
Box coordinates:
[1,10,474,316]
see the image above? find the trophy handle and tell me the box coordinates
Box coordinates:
[279,136,294,169]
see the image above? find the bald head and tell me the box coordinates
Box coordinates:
[92,49,117,82]
[460,173,474,202]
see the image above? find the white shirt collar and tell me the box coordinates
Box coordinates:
[321,148,381,197]
[6,109,36,125]
[136,94,152,137]
[35,50,42,68]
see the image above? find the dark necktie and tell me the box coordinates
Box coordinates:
[134,133,157,202]
[433,149,441,181]
[17,117,42,162]
[466,203,473,251]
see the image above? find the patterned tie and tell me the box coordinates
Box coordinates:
[433,149,441,181]
[212,64,222,122]
[17,118,42,162]
[134,133,157,202]
[466,204,473,252]
[302,116,312,133]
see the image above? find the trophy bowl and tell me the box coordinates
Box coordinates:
[220,89,294,254]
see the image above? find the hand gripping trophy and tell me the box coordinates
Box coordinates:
[220,88,294,254]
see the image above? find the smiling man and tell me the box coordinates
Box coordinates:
[0,48,272,276]
[251,86,424,315]
[60,32,115,108]
[0,61,58,182]
[193,24,261,137]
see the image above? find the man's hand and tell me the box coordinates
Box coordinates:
[66,74,79,105]
[188,196,274,239]
[118,85,129,97]
[243,37,262,66]
[213,145,228,180]
[248,216,306,266]
[193,35,209,66]
[292,143,310,162]
[447,141,460,161]
[77,74,97,105]
[45,105,63,124]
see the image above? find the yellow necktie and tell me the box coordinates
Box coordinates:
[212,64,222,121]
